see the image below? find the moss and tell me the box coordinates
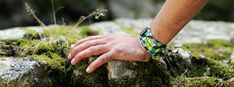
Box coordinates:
[167,39,234,86]
[173,77,234,87]
[22,28,41,40]
[1,25,234,87]
[109,60,172,87]
[121,27,138,36]
[43,26,73,38]
[43,25,97,40]
[0,39,26,57]
[0,25,103,86]
[70,58,108,87]
[78,26,99,37]
[42,25,98,46]
[31,53,66,70]
[0,80,6,87]
[207,39,234,48]
[182,39,234,60]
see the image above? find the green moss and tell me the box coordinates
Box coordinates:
[109,60,172,87]
[168,39,234,86]
[182,39,234,60]
[121,28,138,36]
[1,25,234,87]
[0,39,26,57]
[78,26,99,37]
[0,25,104,86]
[31,53,66,70]
[70,58,108,87]
[22,28,41,40]
[43,25,97,38]
[173,77,234,86]
[43,26,73,38]
[207,39,234,48]
[43,25,98,44]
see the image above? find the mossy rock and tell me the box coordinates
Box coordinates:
[0,25,234,86]
[107,60,172,87]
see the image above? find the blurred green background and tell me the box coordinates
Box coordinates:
[0,0,233,29]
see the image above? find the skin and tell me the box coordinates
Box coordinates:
[68,0,209,73]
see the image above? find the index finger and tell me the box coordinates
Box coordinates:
[86,51,114,73]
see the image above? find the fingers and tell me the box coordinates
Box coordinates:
[86,51,114,73]
[74,35,105,48]
[68,39,105,60]
[70,45,108,65]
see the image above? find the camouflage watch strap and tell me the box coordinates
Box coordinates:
[139,27,167,57]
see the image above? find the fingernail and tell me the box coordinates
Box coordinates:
[70,44,75,48]
[71,59,76,65]
[68,54,71,59]
[86,67,91,73]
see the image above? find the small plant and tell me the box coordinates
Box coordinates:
[25,3,46,27]
[24,2,107,55]
[73,8,107,28]
[25,2,107,28]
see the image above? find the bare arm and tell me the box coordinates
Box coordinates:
[152,0,208,44]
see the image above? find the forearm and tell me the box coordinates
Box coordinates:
[151,0,208,44]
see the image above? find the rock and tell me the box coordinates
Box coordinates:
[0,28,25,39]
[174,21,234,44]
[228,77,234,82]
[0,57,50,87]
[107,61,172,87]
[89,19,234,44]
[109,0,162,18]
[0,19,233,86]
[89,22,127,35]
[231,52,234,63]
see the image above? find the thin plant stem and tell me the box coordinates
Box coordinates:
[51,0,57,25]
[69,9,107,36]
[25,3,46,27]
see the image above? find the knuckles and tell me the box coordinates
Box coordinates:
[99,56,109,62]
[83,41,95,46]
[89,45,102,52]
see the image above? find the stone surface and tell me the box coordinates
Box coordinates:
[0,58,50,87]
[109,0,162,18]
[90,19,234,44]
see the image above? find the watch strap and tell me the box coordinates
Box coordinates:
[139,27,167,57]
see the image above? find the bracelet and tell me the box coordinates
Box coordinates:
[139,27,167,57]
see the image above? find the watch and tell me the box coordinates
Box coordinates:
[139,27,167,57]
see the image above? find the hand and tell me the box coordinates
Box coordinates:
[68,34,151,73]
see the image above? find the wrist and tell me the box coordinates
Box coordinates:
[137,37,151,61]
